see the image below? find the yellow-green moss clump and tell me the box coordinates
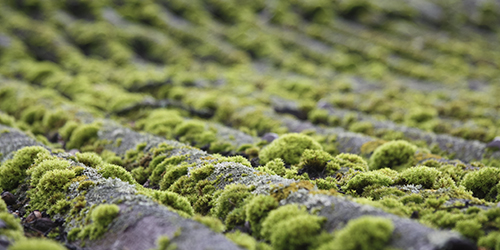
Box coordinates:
[369,140,417,170]
[262,158,286,176]
[193,215,225,233]
[8,238,66,250]
[298,149,333,171]
[152,235,177,250]
[212,184,252,220]
[97,163,136,185]
[76,152,104,168]
[334,153,369,171]
[461,167,500,201]
[478,231,500,250]
[0,198,7,212]
[151,190,194,217]
[318,216,394,250]
[27,158,70,187]
[395,166,441,189]
[245,195,279,238]
[29,169,76,211]
[260,204,326,250]
[226,230,272,250]
[0,146,49,190]
[159,164,189,191]
[137,109,184,137]
[0,211,25,242]
[65,122,101,150]
[78,204,120,240]
[259,133,322,165]
[345,171,394,195]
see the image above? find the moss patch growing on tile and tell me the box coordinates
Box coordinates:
[7,238,66,250]
[369,140,417,170]
[0,146,49,190]
[78,204,120,240]
[318,216,394,250]
[259,133,322,165]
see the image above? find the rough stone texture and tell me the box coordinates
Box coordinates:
[0,125,46,163]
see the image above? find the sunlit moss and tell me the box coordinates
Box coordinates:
[78,204,120,240]
[0,146,49,190]
[66,122,101,150]
[317,216,394,250]
[98,163,136,185]
[369,140,417,170]
[259,133,322,165]
[8,238,66,250]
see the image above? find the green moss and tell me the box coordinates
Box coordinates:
[225,206,247,231]
[66,122,101,150]
[20,106,46,125]
[98,163,136,185]
[269,214,326,250]
[150,155,187,186]
[0,112,16,127]
[348,121,374,135]
[131,167,149,184]
[159,164,189,191]
[137,109,183,137]
[42,109,69,131]
[453,219,484,241]
[335,153,369,171]
[58,120,79,141]
[0,146,49,190]
[152,190,194,217]
[209,140,233,153]
[298,149,332,171]
[259,133,322,165]
[245,195,279,238]
[78,204,120,240]
[78,180,96,191]
[263,158,286,176]
[153,235,177,250]
[29,169,76,211]
[76,152,104,168]
[345,171,394,195]
[315,176,338,190]
[193,215,225,233]
[226,230,273,250]
[396,166,441,189]
[478,231,500,250]
[261,204,308,241]
[461,167,500,201]
[0,198,7,212]
[369,140,417,170]
[0,212,25,241]
[27,158,70,187]
[174,120,215,146]
[308,108,329,124]
[71,166,85,176]
[212,184,252,220]
[217,155,252,168]
[7,238,66,250]
[399,193,424,204]
[318,216,394,250]
[67,227,81,242]
[50,199,72,215]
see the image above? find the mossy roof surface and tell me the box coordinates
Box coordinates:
[0,1,500,250]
